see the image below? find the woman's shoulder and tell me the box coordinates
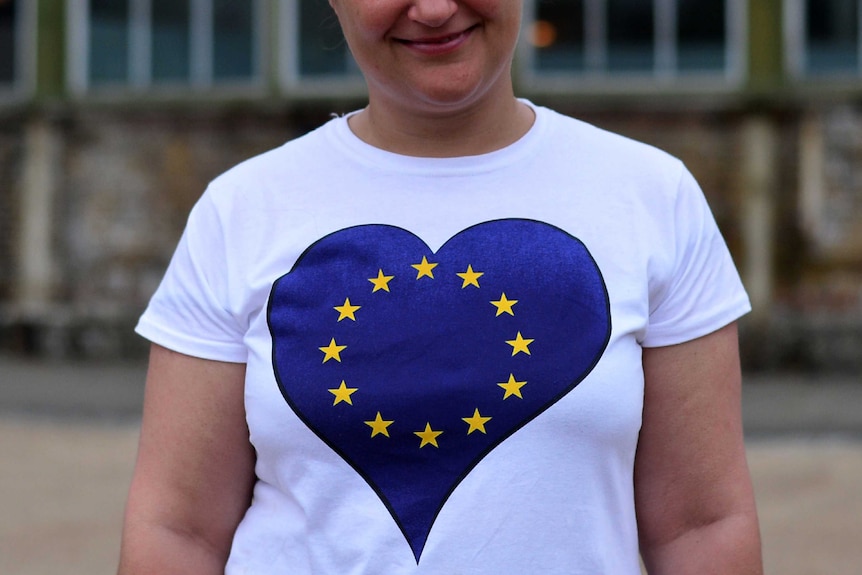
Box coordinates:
[531,104,687,195]
[538,105,681,168]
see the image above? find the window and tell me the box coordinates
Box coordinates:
[0,0,16,87]
[297,0,351,77]
[786,0,862,77]
[68,0,265,92]
[278,0,362,93]
[0,0,35,96]
[524,0,745,86]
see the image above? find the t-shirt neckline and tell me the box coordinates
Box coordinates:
[327,100,547,177]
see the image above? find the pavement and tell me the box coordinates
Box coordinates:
[0,356,860,574]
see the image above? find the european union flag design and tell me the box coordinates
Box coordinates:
[268,219,611,562]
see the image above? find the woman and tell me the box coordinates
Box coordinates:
[118,1,763,573]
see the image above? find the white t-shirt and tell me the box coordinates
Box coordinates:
[137,102,750,574]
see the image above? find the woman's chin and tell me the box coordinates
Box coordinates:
[404,77,498,114]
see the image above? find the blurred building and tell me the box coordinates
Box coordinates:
[0,0,861,370]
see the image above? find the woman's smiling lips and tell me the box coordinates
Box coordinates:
[395,25,479,55]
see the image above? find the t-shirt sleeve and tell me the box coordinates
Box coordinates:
[641,167,751,348]
[135,190,248,363]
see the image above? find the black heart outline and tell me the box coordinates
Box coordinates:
[267,219,612,562]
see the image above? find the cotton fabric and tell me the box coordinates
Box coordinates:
[137,103,750,574]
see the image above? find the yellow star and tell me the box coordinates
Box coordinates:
[414,423,443,448]
[498,374,527,399]
[368,269,394,293]
[506,331,534,356]
[456,265,484,289]
[365,412,394,438]
[328,381,358,405]
[462,408,492,435]
[490,293,518,316]
[334,298,361,322]
[411,256,438,279]
[319,338,347,363]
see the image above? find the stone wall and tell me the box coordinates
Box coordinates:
[779,105,862,371]
[0,114,23,302]
[2,100,861,370]
[0,103,340,356]
[60,109,293,319]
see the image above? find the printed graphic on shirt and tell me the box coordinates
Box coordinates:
[267,219,611,562]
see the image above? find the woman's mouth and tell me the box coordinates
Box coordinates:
[397,25,479,54]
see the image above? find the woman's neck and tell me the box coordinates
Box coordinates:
[348,94,535,158]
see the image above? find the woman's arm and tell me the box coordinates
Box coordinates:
[118,344,256,575]
[635,323,762,574]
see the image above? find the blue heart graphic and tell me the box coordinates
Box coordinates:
[268,219,610,562]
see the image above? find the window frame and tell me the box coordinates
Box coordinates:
[785,0,862,80]
[0,0,38,101]
[66,0,269,96]
[517,0,749,96]
[276,0,366,99]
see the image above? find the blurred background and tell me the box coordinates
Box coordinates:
[0,0,860,573]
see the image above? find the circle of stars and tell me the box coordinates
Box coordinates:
[316,254,535,449]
